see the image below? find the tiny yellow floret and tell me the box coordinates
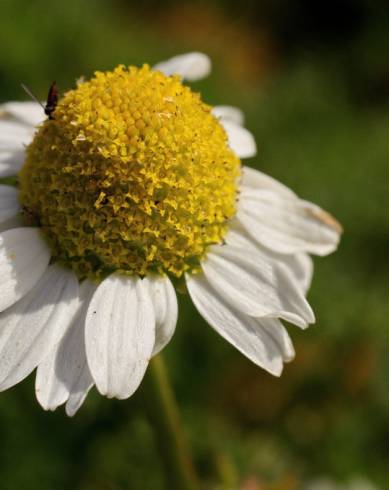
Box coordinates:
[19,65,240,279]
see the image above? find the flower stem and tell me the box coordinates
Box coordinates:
[142,354,200,490]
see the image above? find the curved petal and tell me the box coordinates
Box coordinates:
[0,264,79,391]
[0,149,25,177]
[0,120,34,150]
[225,224,313,293]
[1,101,44,128]
[241,166,296,198]
[202,244,314,328]
[0,103,39,177]
[212,105,244,126]
[35,281,95,416]
[280,253,313,294]
[0,227,50,312]
[0,185,19,224]
[238,188,342,256]
[186,272,285,376]
[85,274,155,399]
[145,275,178,356]
[220,119,256,158]
[153,52,211,81]
[258,319,295,362]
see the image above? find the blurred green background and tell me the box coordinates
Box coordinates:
[1,0,389,489]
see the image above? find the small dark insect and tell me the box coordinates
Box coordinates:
[44,81,58,119]
[21,81,58,120]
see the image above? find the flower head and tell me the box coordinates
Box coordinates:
[0,52,341,415]
[19,64,239,279]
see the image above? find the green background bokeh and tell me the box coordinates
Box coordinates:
[1,1,389,488]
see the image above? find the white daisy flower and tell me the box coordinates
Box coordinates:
[0,52,341,416]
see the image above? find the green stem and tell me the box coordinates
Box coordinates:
[142,354,200,490]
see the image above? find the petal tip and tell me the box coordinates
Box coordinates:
[308,206,343,236]
[270,363,283,377]
[153,52,211,82]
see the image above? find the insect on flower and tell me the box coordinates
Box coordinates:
[21,81,58,120]
[0,53,342,416]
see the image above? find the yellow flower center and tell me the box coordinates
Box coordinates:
[18,65,240,279]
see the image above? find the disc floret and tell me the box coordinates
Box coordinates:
[19,65,240,279]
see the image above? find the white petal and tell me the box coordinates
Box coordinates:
[65,385,91,417]
[1,101,45,128]
[0,185,19,224]
[0,102,40,176]
[0,227,50,312]
[35,281,95,415]
[202,244,314,328]
[224,221,264,252]
[241,166,296,198]
[85,274,155,399]
[279,253,313,294]
[0,264,79,391]
[0,120,34,150]
[0,149,25,177]
[258,319,295,362]
[153,52,211,81]
[225,224,313,293]
[238,188,342,256]
[212,106,244,126]
[186,272,284,376]
[145,275,178,356]
[220,119,257,158]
